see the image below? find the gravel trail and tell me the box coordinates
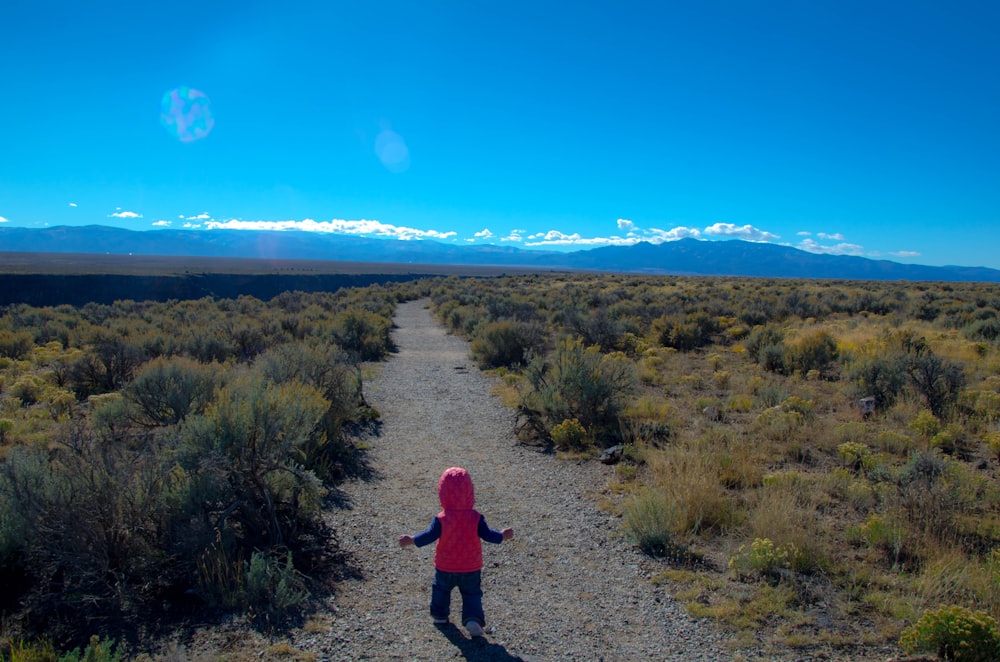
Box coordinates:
[298,299,732,661]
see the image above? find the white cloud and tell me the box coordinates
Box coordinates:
[0,216,7,223]
[501,231,524,242]
[182,222,202,229]
[474,228,495,239]
[522,223,703,248]
[818,232,845,241]
[644,226,701,243]
[110,210,142,219]
[152,220,172,227]
[515,220,703,248]
[185,212,211,220]
[525,232,631,247]
[704,222,780,242]
[797,238,865,256]
[797,231,811,236]
[68,202,77,207]
[526,230,586,245]
[890,250,921,258]
[205,218,457,241]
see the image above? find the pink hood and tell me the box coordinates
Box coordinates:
[438,466,475,511]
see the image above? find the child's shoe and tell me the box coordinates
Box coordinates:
[465,621,484,637]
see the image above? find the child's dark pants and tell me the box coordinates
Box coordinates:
[430,569,484,626]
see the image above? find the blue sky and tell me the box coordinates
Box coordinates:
[2,1,998,268]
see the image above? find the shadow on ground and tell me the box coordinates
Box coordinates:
[318,417,387,584]
[325,418,384,510]
[435,623,527,661]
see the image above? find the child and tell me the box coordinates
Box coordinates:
[399,466,514,637]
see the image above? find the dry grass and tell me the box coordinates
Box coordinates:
[264,642,316,661]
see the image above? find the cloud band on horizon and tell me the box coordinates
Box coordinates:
[205,218,457,241]
[122,213,917,262]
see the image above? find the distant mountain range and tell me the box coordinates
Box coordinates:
[2,224,999,283]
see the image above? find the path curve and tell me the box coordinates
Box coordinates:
[301,300,730,661]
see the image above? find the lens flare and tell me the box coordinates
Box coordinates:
[160,87,215,143]
[375,129,410,173]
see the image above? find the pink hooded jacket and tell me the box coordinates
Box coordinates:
[434,467,485,573]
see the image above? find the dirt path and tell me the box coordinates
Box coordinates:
[294,299,731,661]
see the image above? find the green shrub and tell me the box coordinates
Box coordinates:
[86,393,136,442]
[780,396,815,416]
[549,418,588,451]
[893,450,968,553]
[0,429,176,633]
[68,337,144,397]
[521,337,636,444]
[899,605,1000,661]
[1,637,58,662]
[653,313,719,351]
[876,429,914,455]
[564,307,627,353]
[60,635,122,662]
[181,375,330,550]
[712,370,730,390]
[962,389,1000,428]
[727,394,753,412]
[245,549,310,621]
[728,537,799,578]
[837,441,871,472]
[255,342,366,479]
[125,356,217,426]
[787,330,838,375]
[857,512,905,564]
[195,543,310,624]
[755,383,787,408]
[931,424,978,459]
[986,432,1000,462]
[9,376,45,407]
[744,325,785,361]
[964,317,1000,342]
[330,309,394,361]
[908,351,966,419]
[910,409,942,440]
[750,407,803,442]
[848,351,908,411]
[757,344,787,374]
[622,487,683,558]
[195,535,247,611]
[471,320,543,369]
[0,331,33,360]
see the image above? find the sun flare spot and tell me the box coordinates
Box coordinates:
[375,129,410,173]
[160,87,215,143]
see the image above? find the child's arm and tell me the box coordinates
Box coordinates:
[400,517,441,548]
[478,515,514,544]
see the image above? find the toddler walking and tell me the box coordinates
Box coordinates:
[399,467,514,637]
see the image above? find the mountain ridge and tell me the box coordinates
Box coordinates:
[2,225,999,283]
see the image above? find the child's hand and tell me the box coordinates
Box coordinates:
[398,535,414,547]
[501,528,514,541]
